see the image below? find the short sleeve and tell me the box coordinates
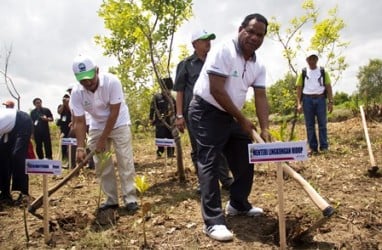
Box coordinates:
[296,73,303,86]
[253,64,266,88]
[69,89,85,117]
[173,60,187,91]
[324,71,331,85]
[205,44,231,77]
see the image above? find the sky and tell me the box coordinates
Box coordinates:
[0,0,381,114]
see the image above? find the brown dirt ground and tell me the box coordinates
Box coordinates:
[0,118,382,249]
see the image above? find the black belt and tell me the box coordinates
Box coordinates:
[303,93,325,98]
[193,95,203,102]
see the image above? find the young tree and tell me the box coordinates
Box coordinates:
[0,45,21,110]
[333,91,350,106]
[96,0,193,182]
[357,59,382,105]
[267,73,297,116]
[267,0,349,139]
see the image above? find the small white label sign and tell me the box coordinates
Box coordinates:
[248,141,308,163]
[61,137,77,146]
[155,138,175,147]
[26,159,62,175]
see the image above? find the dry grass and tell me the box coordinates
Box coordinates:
[0,120,382,249]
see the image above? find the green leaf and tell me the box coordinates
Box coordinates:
[134,175,150,194]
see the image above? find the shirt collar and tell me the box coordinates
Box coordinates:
[190,52,204,63]
[232,38,256,62]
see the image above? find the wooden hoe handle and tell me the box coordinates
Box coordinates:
[251,130,334,217]
[28,151,95,214]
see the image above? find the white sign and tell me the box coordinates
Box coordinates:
[61,137,77,146]
[155,138,175,147]
[26,159,62,175]
[248,141,308,163]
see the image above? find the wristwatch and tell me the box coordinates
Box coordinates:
[176,114,184,119]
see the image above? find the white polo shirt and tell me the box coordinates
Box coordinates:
[70,73,131,130]
[0,108,16,135]
[193,39,266,111]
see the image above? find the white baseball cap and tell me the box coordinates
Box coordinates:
[191,29,216,43]
[306,51,319,59]
[72,55,96,81]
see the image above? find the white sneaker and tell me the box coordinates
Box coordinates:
[203,224,233,241]
[225,201,263,217]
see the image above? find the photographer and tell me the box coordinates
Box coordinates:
[57,94,72,161]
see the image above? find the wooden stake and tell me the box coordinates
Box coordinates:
[43,175,50,243]
[277,162,287,249]
[360,105,377,166]
[68,144,72,169]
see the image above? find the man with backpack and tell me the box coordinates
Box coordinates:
[149,78,176,158]
[296,51,334,155]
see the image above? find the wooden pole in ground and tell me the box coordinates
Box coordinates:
[68,144,72,169]
[360,106,378,169]
[43,175,50,243]
[276,162,287,249]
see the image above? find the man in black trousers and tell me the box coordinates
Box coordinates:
[0,108,33,205]
[30,98,54,159]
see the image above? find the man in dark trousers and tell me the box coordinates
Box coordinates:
[174,29,233,193]
[189,14,270,241]
[296,52,333,155]
[30,98,54,159]
[57,93,72,160]
[0,108,33,205]
[149,78,175,158]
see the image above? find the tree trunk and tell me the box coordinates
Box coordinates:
[171,123,186,182]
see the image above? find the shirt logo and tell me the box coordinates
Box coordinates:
[232,70,239,77]
[78,63,87,72]
[83,100,92,108]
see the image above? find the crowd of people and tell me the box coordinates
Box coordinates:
[0,12,335,242]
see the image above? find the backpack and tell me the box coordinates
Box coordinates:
[301,66,327,98]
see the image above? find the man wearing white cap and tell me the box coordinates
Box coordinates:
[70,54,138,213]
[174,29,233,194]
[296,52,333,155]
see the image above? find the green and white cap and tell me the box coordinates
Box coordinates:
[72,55,96,81]
[191,29,216,43]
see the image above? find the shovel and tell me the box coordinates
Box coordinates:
[360,106,379,177]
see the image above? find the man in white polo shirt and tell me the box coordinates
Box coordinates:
[188,13,270,241]
[70,55,138,213]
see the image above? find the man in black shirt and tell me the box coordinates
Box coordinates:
[57,94,72,160]
[174,30,233,192]
[30,98,53,159]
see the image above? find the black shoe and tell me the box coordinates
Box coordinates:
[0,192,13,206]
[14,193,30,207]
[99,203,119,211]
[123,202,139,214]
[308,149,319,157]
